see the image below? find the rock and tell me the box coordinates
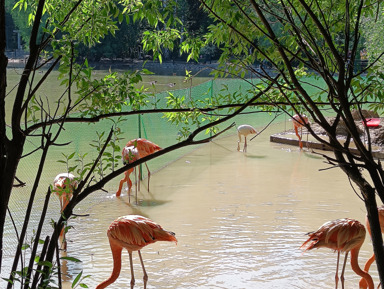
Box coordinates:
[323,117,364,136]
[351,109,379,120]
[369,127,384,146]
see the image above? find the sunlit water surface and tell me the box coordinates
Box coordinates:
[2,122,379,289]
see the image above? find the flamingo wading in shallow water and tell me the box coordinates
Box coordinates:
[53,173,78,248]
[300,218,374,289]
[53,173,77,213]
[116,138,161,198]
[237,124,257,152]
[292,114,309,149]
[95,215,177,289]
[116,145,140,202]
[359,205,384,289]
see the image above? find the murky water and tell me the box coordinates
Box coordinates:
[44,122,377,289]
[3,68,378,288]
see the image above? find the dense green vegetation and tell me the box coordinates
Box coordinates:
[5,0,218,61]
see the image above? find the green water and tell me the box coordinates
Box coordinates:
[6,69,286,186]
[3,70,283,276]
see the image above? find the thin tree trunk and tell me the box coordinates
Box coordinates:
[365,187,384,286]
[0,0,7,272]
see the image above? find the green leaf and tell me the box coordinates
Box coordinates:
[72,270,83,287]
[60,256,82,262]
[37,261,53,268]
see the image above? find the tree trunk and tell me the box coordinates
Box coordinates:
[0,0,7,272]
[365,186,384,286]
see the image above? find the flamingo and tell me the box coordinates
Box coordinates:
[292,114,309,149]
[53,173,78,249]
[95,215,177,289]
[116,138,161,197]
[53,173,77,212]
[359,205,384,289]
[300,218,374,289]
[237,124,257,152]
[117,146,140,203]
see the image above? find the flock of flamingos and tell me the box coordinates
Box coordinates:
[51,115,383,289]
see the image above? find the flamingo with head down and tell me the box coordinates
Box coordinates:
[116,138,161,199]
[95,215,177,289]
[53,173,78,249]
[116,145,140,202]
[53,173,77,212]
[237,124,257,152]
[301,218,373,289]
[292,114,309,149]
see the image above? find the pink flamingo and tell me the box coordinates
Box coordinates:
[116,138,161,198]
[292,114,309,149]
[237,124,257,152]
[301,218,373,289]
[53,173,78,249]
[359,205,384,289]
[95,215,177,289]
[116,146,139,202]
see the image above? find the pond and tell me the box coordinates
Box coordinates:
[2,68,378,288]
[58,122,375,289]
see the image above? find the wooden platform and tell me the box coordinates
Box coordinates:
[270,132,384,159]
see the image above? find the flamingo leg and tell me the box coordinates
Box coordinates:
[129,251,135,287]
[340,252,349,289]
[128,172,131,203]
[127,169,133,192]
[243,137,247,152]
[59,196,69,250]
[138,250,148,283]
[237,133,241,151]
[59,197,65,239]
[116,170,130,197]
[145,162,151,191]
[294,126,303,149]
[59,197,64,212]
[134,167,138,204]
[335,251,340,289]
[138,164,141,192]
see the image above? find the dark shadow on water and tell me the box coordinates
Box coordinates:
[118,198,148,216]
[303,151,323,159]
[244,154,267,159]
[210,140,234,152]
[118,195,169,208]
[137,199,170,207]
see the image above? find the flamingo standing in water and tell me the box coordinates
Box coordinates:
[53,173,78,249]
[95,215,177,289]
[292,114,309,149]
[359,205,384,289]
[300,218,374,289]
[116,138,161,198]
[237,124,257,152]
[116,146,140,202]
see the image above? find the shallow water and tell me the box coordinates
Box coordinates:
[48,122,378,289]
[3,69,377,288]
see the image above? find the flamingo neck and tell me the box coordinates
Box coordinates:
[95,244,122,289]
[364,253,376,272]
[350,247,374,289]
[359,253,376,289]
